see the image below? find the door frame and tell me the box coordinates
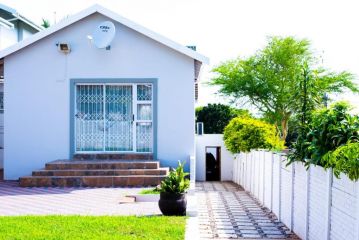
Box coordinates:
[205,146,221,181]
[69,78,158,159]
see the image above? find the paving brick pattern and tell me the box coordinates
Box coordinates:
[0,181,161,216]
[196,182,298,239]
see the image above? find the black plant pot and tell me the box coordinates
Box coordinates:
[158,192,187,216]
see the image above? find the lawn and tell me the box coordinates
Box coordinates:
[139,188,160,195]
[0,215,186,240]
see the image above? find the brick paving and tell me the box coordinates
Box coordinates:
[196,182,298,239]
[0,181,161,216]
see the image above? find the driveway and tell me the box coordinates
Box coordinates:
[196,182,298,239]
[0,181,160,216]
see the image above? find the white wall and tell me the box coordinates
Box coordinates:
[0,83,3,169]
[233,150,359,240]
[195,134,233,181]
[0,26,18,50]
[4,13,195,179]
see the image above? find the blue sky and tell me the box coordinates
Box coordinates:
[3,0,359,110]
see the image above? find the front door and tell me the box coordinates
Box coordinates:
[75,83,153,153]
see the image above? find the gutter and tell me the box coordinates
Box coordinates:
[0,17,14,29]
[8,13,43,32]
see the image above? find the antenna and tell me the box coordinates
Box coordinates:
[87,21,116,49]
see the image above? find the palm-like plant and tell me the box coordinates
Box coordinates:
[160,161,189,194]
[41,19,50,28]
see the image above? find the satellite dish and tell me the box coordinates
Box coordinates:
[90,21,116,49]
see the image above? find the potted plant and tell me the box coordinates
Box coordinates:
[158,161,190,216]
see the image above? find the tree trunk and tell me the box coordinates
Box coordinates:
[281,118,289,141]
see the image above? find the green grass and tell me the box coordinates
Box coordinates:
[139,188,160,195]
[0,215,186,240]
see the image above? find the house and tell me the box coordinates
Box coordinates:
[0,3,42,50]
[0,4,208,186]
[0,4,42,178]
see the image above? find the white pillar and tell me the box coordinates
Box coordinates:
[290,162,295,231]
[278,154,282,221]
[356,180,359,240]
[189,155,196,191]
[325,168,333,240]
[270,152,274,211]
[305,165,311,240]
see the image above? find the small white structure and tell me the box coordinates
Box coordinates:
[195,134,233,181]
[0,4,208,179]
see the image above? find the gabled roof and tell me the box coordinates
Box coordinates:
[0,4,209,64]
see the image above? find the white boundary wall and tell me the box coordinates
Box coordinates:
[233,150,359,240]
[195,134,233,181]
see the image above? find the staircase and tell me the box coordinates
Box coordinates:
[19,154,168,187]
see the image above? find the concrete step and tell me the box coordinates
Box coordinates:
[32,168,169,176]
[45,160,160,170]
[19,175,165,187]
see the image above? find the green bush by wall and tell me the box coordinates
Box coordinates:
[223,117,284,153]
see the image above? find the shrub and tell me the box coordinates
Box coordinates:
[196,104,250,134]
[323,142,359,181]
[223,117,284,153]
[291,101,359,166]
[160,161,190,194]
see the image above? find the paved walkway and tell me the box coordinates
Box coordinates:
[196,182,298,239]
[0,181,161,216]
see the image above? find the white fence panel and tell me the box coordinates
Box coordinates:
[308,166,329,240]
[330,174,357,240]
[280,156,293,229]
[264,151,273,208]
[293,162,308,240]
[272,153,281,218]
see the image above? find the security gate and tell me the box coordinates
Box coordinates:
[75,84,153,153]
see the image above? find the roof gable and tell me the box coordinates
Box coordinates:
[0,4,209,64]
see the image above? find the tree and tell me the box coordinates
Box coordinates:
[196,103,250,134]
[41,18,50,28]
[211,36,358,141]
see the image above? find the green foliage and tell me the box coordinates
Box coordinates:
[223,117,284,153]
[196,103,250,134]
[41,18,50,28]
[324,142,359,181]
[288,102,359,181]
[291,102,359,166]
[211,36,358,141]
[160,161,190,194]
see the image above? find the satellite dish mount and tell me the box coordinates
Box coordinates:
[87,21,116,50]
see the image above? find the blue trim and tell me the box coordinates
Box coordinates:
[69,78,158,159]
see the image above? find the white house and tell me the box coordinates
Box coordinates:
[0,3,42,50]
[0,4,42,176]
[0,4,208,185]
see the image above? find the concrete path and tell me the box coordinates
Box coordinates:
[0,181,161,216]
[196,182,298,239]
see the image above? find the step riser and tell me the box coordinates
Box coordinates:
[45,162,159,170]
[73,154,153,160]
[20,176,164,188]
[33,170,167,176]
